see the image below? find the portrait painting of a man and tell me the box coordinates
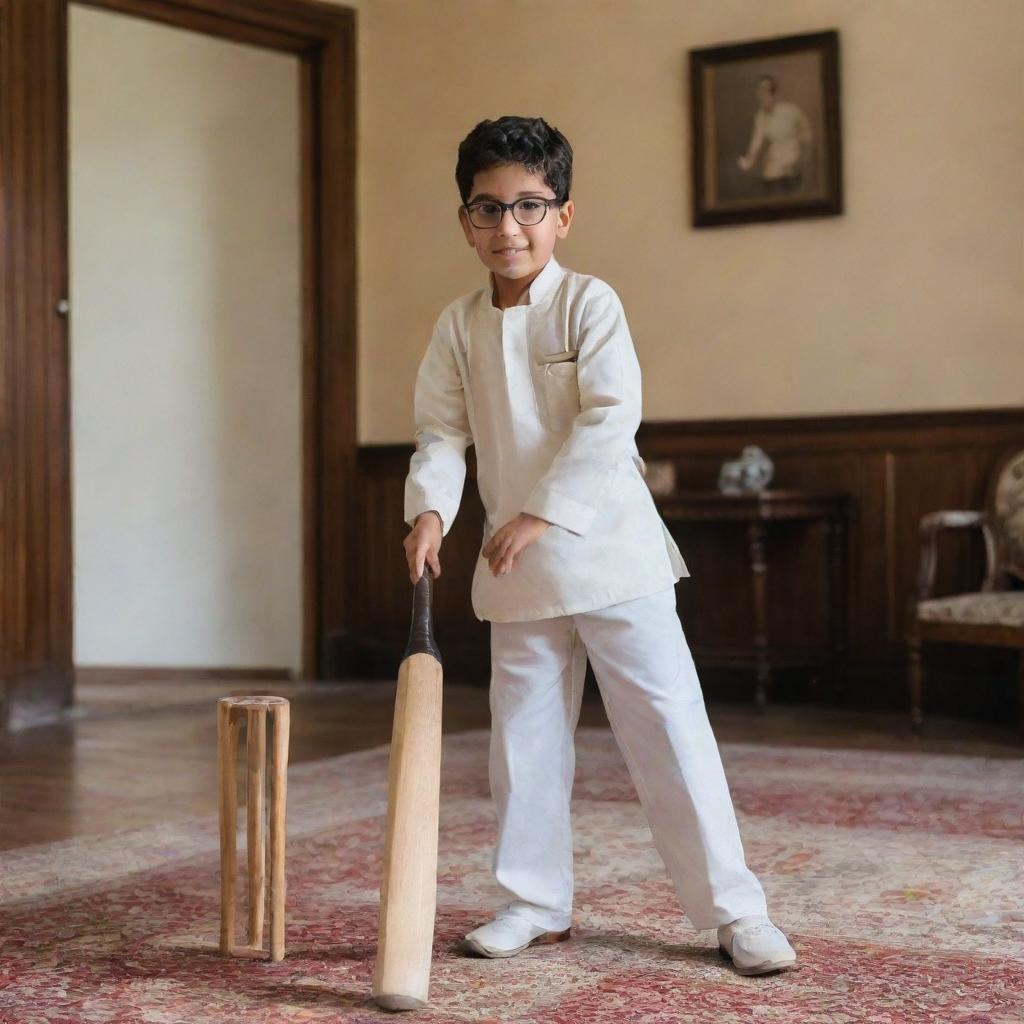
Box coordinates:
[690,30,842,226]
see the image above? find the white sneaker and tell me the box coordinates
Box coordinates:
[717,915,797,976]
[463,914,571,958]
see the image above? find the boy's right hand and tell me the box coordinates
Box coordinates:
[404,511,443,584]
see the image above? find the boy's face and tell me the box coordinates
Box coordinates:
[458,163,574,286]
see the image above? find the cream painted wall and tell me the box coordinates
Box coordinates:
[335,0,1023,442]
[70,6,303,671]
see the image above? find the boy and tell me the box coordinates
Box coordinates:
[402,116,796,976]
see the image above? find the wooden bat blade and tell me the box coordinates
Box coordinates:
[372,567,444,1012]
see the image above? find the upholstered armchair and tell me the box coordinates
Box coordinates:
[907,448,1024,735]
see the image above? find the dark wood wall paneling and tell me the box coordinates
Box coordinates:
[0,0,357,728]
[353,409,1024,719]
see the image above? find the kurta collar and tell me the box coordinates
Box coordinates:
[488,255,564,309]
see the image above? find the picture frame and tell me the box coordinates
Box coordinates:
[689,29,843,228]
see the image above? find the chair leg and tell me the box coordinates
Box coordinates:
[908,632,924,736]
[1017,650,1024,740]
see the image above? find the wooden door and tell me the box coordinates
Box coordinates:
[0,0,358,728]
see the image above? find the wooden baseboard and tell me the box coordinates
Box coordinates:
[75,666,294,685]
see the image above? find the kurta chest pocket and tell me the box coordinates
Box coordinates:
[535,353,580,433]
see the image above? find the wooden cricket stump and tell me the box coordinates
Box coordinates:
[217,695,290,961]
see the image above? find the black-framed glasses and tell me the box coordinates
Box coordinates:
[461,196,563,229]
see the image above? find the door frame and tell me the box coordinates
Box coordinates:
[0,0,357,723]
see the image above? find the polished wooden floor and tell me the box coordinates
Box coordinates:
[0,678,1020,852]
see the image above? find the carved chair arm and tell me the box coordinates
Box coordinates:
[915,510,1005,602]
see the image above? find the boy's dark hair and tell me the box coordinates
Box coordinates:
[455,116,573,206]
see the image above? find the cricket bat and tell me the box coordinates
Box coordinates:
[371,565,444,1012]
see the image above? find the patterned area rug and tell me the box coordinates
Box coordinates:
[0,728,1022,1023]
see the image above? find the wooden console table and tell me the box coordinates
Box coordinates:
[655,490,851,708]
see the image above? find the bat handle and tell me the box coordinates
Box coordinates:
[403,565,442,665]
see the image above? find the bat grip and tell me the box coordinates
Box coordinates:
[402,565,443,665]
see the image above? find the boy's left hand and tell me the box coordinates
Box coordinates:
[482,513,551,576]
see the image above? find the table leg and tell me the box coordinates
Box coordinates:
[827,515,849,704]
[748,522,769,709]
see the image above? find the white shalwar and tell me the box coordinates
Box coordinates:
[404,255,769,931]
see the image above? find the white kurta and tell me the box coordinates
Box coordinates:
[403,255,688,623]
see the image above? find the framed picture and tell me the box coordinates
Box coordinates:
[689,29,843,227]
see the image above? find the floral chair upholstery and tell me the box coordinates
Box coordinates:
[908,448,1024,736]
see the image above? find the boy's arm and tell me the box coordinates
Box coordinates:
[521,286,641,537]
[403,318,473,538]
